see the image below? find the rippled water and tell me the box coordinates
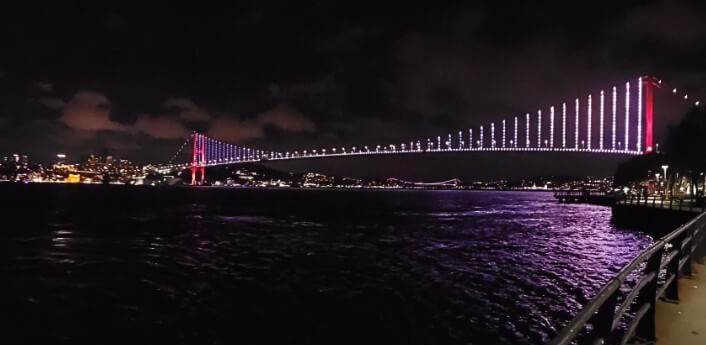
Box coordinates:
[0,184,653,345]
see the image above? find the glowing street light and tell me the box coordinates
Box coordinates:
[662,165,670,198]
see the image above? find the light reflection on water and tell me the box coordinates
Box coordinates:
[0,187,652,345]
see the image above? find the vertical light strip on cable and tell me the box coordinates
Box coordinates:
[526,113,530,148]
[491,123,495,148]
[599,91,604,150]
[587,95,592,150]
[611,86,618,150]
[637,77,642,153]
[550,106,555,148]
[537,110,542,148]
[514,117,518,148]
[562,102,566,149]
[575,98,579,150]
[625,82,630,151]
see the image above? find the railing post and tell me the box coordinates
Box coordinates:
[635,250,661,342]
[663,239,681,302]
[593,288,619,342]
[682,226,694,277]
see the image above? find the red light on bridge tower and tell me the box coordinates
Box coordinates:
[642,76,661,154]
[191,132,206,185]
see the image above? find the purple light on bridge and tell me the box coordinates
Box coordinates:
[514,117,518,148]
[587,94,592,150]
[562,102,566,148]
[575,98,579,150]
[611,86,618,150]
[600,91,604,150]
[537,110,542,148]
[637,77,642,152]
[491,123,495,148]
[625,82,630,152]
[525,113,530,148]
[550,106,554,148]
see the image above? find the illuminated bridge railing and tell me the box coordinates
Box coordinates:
[617,195,706,213]
[548,212,706,345]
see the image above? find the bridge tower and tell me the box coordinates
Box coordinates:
[191,132,206,185]
[642,76,661,153]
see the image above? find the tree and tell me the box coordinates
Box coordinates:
[614,153,666,187]
[663,107,706,197]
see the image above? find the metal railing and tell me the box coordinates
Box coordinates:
[548,212,706,345]
[617,195,706,213]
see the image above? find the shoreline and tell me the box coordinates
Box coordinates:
[0,182,557,193]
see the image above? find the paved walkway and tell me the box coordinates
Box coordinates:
[655,260,706,345]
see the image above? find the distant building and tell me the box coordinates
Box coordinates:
[302,172,334,187]
[340,177,363,187]
[66,174,81,183]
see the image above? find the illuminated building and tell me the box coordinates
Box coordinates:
[302,172,334,187]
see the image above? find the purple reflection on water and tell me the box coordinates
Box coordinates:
[0,187,651,345]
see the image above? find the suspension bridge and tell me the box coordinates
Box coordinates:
[157,76,698,185]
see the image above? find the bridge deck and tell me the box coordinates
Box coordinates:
[655,260,706,345]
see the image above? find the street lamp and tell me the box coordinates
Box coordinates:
[662,165,669,198]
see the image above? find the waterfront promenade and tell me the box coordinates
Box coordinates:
[548,200,706,345]
[655,259,706,345]
[614,199,706,345]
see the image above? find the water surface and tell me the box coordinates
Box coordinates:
[0,185,652,345]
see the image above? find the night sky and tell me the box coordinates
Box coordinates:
[1,1,704,180]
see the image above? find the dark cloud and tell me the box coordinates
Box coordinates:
[135,114,190,139]
[208,116,263,143]
[257,105,316,132]
[104,137,141,151]
[207,104,317,143]
[621,1,706,45]
[163,98,212,122]
[37,97,66,110]
[34,81,54,93]
[59,91,129,132]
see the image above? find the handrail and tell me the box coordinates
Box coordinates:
[616,194,706,213]
[547,212,706,345]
